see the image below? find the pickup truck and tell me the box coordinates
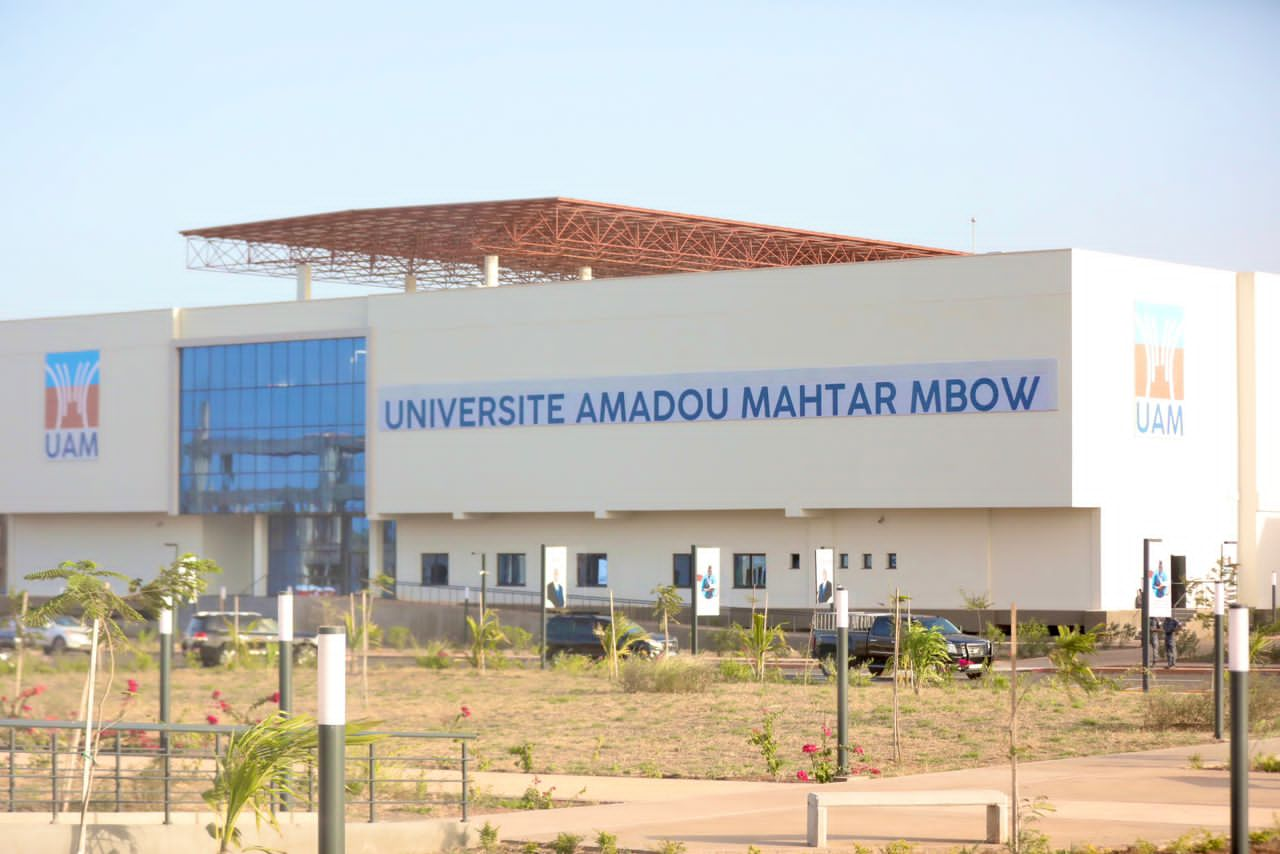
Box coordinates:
[811,613,992,678]
[182,611,317,667]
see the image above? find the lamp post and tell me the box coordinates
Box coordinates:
[688,545,698,656]
[1229,604,1249,854]
[1141,538,1161,693]
[158,595,173,825]
[1272,572,1277,626]
[835,586,849,775]
[1214,580,1224,741]
[278,589,294,714]
[317,626,346,854]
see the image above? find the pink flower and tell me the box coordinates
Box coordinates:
[796,770,810,782]
[802,743,819,754]
[460,705,472,718]
[211,690,222,700]
[270,691,281,704]
[126,679,139,695]
[21,704,32,713]
[219,701,231,712]
[206,714,219,726]
[870,768,881,776]
[33,685,46,696]
[853,745,864,756]
[821,725,832,738]
[956,658,972,668]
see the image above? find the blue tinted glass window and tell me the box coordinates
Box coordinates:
[180,337,366,519]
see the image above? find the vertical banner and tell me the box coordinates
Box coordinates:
[1147,541,1172,619]
[815,548,835,605]
[544,546,567,609]
[694,546,721,617]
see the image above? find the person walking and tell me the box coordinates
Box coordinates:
[1162,614,1181,668]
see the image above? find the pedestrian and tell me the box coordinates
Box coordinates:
[1162,615,1181,668]
[1148,616,1160,659]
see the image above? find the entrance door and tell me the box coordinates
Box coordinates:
[1171,555,1187,607]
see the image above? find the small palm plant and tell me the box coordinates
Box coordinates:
[651,585,683,658]
[1048,625,1100,693]
[466,609,507,672]
[594,614,650,680]
[729,613,790,682]
[204,712,382,853]
[899,622,951,695]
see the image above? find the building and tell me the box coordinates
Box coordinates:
[1,198,1276,624]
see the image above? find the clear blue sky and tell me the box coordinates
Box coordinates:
[1,2,1276,320]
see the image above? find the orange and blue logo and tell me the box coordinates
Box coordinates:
[1134,303,1184,436]
[44,350,100,459]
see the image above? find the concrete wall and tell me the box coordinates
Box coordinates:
[1240,271,1280,604]
[1070,251,1240,609]
[0,309,177,513]
[390,507,1098,611]
[367,250,1074,516]
[8,513,204,595]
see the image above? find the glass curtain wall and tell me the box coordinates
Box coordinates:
[179,337,368,593]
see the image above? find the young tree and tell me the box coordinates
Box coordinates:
[24,555,219,854]
[594,612,650,680]
[466,609,508,673]
[651,585,682,659]
[729,613,790,682]
[899,622,951,695]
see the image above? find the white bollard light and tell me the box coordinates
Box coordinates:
[317,626,346,854]
[278,590,294,643]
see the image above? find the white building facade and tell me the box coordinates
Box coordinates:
[1,248,1275,619]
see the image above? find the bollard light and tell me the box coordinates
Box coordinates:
[834,585,849,775]
[278,589,294,715]
[158,594,174,824]
[278,589,294,642]
[1228,604,1248,854]
[317,626,346,854]
[1213,580,1224,740]
[835,588,849,629]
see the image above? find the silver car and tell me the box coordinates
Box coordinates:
[36,615,94,653]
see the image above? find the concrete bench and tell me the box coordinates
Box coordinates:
[806,789,1009,847]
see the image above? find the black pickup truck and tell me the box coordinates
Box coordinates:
[811,613,992,678]
[545,613,676,659]
[182,611,318,667]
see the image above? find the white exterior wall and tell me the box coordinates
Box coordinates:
[369,251,1074,515]
[1070,251,1240,609]
[1242,272,1280,604]
[9,513,204,595]
[0,310,177,513]
[393,507,1094,611]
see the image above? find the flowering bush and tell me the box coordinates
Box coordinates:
[747,709,783,778]
[796,724,881,783]
[207,686,282,726]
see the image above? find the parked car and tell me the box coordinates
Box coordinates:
[0,617,92,654]
[545,613,676,659]
[811,613,992,678]
[182,611,317,667]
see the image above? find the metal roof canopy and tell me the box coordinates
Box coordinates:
[181,197,963,289]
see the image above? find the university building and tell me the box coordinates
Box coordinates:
[1,198,1276,623]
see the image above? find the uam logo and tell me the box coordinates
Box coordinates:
[45,350,100,460]
[1133,303,1184,437]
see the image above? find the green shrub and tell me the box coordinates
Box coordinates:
[550,652,598,675]
[1017,619,1050,657]
[414,640,452,669]
[595,830,618,854]
[551,832,581,854]
[619,657,714,693]
[386,625,413,650]
[505,625,535,652]
[717,659,754,683]
[1145,690,1212,729]
[706,628,739,655]
[655,841,686,854]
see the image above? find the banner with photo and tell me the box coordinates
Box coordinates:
[693,546,721,617]
[544,546,568,610]
[1147,541,1172,619]
[815,548,835,605]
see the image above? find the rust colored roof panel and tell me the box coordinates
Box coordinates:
[181,197,963,288]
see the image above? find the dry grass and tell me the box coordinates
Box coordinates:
[8,653,1231,782]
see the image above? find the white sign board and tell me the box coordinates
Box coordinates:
[815,548,834,605]
[1147,542,1172,619]
[544,546,567,609]
[694,546,721,617]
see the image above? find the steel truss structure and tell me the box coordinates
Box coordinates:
[182,197,962,289]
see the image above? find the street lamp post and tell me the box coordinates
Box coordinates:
[1229,604,1249,854]
[835,586,849,775]
[317,626,346,854]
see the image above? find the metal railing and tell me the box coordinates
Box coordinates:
[0,718,475,822]
[395,582,657,612]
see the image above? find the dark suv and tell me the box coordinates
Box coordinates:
[182,611,317,667]
[545,613,675,659]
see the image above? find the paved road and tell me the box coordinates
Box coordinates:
[474,737,1280,852]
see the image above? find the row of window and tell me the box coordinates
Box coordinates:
[182,338,365,391]
[417,551,901,589]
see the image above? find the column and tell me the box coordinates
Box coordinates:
[296,263,312,301]
[403,272,416,294]
[577,266,593,281]
[483,255,498,287]
[253,514,269,595]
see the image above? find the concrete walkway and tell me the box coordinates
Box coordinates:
[475,737,1280,852]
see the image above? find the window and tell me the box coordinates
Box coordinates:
[577,553,608,587]
[421,553,449,586]
[672,553,691,588]
[862,553,873,570]
[497,553,526,587]
[887,552,898,570]
[839,553,849,570]
[733,553,767,588]
[790,553,801,570]
[178,336,367,516]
